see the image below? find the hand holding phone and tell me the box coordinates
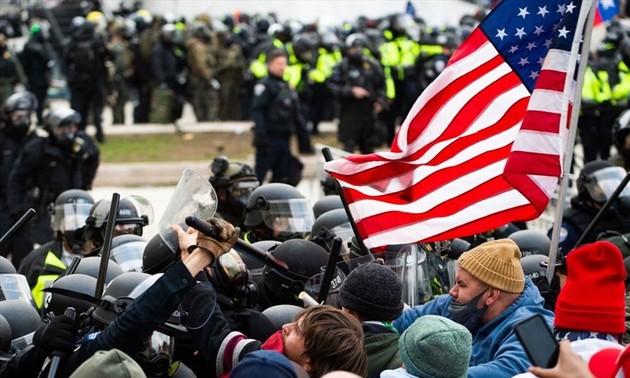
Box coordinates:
[513,314,559,369]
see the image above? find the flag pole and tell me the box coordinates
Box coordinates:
[547,0,597,281]
[322,147,370,255]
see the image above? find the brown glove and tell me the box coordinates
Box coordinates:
[196,218,240,259]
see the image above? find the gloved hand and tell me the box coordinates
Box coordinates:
[196,218,240,259]
[253,132,270,150]
[33,314,78,354]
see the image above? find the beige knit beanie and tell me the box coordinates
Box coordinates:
[458,239,525,293]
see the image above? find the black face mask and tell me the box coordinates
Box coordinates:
[448,287,489,333]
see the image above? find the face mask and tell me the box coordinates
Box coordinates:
[347,51,363,63]
[448,287,489,333]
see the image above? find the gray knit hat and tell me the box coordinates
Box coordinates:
[338,262,403,321]
[399,315,472,378]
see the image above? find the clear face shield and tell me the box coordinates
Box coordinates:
[227,180,259,217]
[261,198,315,239]
[139,331,174,377]
[584,166,630,203]
[110,240,147,272]
[0,274,36,308]
[53,203,93,232]
[91,195,155,228]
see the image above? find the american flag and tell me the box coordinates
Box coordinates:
[594,0,618,26]
[324,0,593,251]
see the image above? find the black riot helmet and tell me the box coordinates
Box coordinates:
[45,107,81,147]
[262,239,338,306]
[1,91,37,138]
[613,109,630,162]
[210,156,260,224]
[142,233,176,274]
[345,32,370,50]
[0,299,43,339]
[92,272,175,377]
[292,32,319,65]
[110,234,147,273]
[244,183,315,241]
[0,314,11,353]
[261,304,303,331]
[310,208,354,257]
[312,195,343,219]
[84,195,154,250]
[42,274,98,316]
[520,254,549,280]
[0,256,16,274]
[209,249,254,303]
[50,189,94,254]
[74,256,124,283]
[508,230,551,257]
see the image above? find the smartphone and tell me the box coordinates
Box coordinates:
[513,314,559,368]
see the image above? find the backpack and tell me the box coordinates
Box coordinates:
[68,40,97,83]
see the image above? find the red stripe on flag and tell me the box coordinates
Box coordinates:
[448,28,489,66]
[534,69,567,92]
[521,110,562,133]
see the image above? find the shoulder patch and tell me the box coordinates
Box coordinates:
[254,83,266,96]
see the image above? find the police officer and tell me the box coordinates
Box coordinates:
[209,156,260,230]
[186,21,219,122]
[251,49,306,184]
[215,22,246,121]
[18,189,95,308]
[0,91,38,257]
[0,33,26,107]
[550,160,630,253]
[7,107,99,268]
[18,24,53,125]
[329,33,386,154]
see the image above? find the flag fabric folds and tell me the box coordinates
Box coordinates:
[324,0,593,251]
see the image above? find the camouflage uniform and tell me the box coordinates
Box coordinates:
[217,40,245,120]
[186,34,219,121]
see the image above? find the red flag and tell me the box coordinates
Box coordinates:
[324,0,592,251]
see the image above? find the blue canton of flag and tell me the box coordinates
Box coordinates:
[480,0,583,92]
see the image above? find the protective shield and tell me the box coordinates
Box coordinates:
[379,244,433,307]
[304,268,346,307]
[0,274,36,308]
[158,169,218,253]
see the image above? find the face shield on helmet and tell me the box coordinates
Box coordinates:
[0,274,36,307]
[52,202,92,233]
[582,166,630,203]
[139,331,174,377]
[110,236,147,272]
[227,180,259,218]
[261,198,315,239]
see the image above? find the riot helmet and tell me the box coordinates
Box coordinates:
[74,256,123,283]
[320,32,341,52]
[244,183,315,241]
[261,304,303,331]
[143,233,176,274]
[0,256,16,274]
[241,240,280,289]
[45,107,80,148]
[345,32,370,50]
[520,254,549,280]
[210,156,260,224]
[110,234,147,272]
[160,23,176,44]
[267,22,291,42]
[613,109,630,162]
[312,195,343,219]
[209,249,255,304]
[84,195,154,249]
[0,314,11,353]
[262,239,341,306]
[292,32,319,66]
[576,161,630,206]
[508,230,551,257]
[50,189,95,255]
[93,272,175,377]
[42,274,97,316]
[2,91,37,138]
[310,208,354,258]
[0,299,42,339]
[190,21,212,42]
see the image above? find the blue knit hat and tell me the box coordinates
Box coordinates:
[231,350,305,378]
[399,315,472,378]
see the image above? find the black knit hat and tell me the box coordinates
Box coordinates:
[339,262,403,321]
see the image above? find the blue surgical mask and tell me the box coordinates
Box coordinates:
[448,287,489,333]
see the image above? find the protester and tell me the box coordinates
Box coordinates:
[394,238,554,377]
[381,315,472,378]
[338,262,403,378]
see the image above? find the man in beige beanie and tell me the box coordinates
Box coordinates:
[393,239,554,378]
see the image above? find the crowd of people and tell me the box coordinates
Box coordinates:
[3,1,630,377]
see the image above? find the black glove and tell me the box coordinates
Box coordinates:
[33,314,78,354]
[253,132,270,150]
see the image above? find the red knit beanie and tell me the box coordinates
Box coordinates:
[554,241,627,335]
